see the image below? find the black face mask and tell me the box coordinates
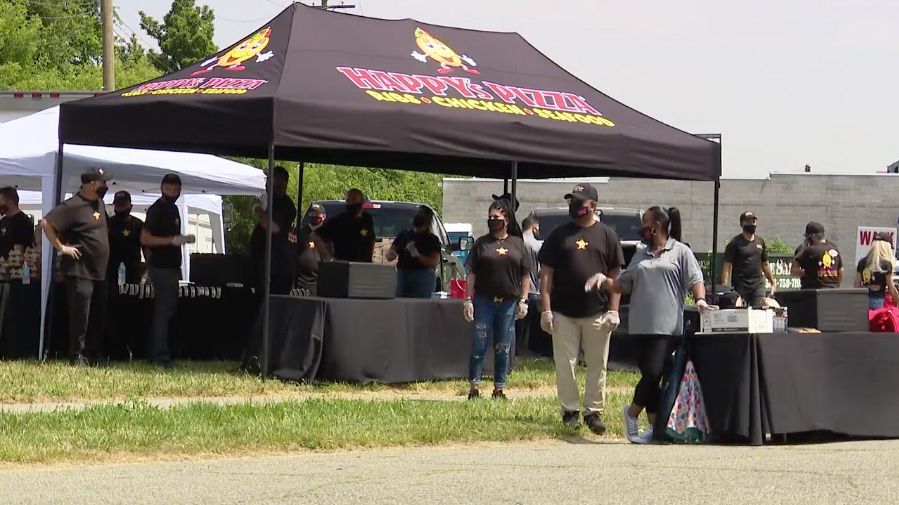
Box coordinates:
[346,203,362,215]
[96,186,109,199]
[412,214,429,229]
[162,193,179,203]
[568,200,591,220]
[487,218,506,233]
[0,206,7,216]
[742,224,757,234]
[114,209,131,218]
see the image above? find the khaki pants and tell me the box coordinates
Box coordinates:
[552,312,614,415]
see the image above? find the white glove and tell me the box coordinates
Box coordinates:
[540,311,554,334]
[59,245,81,259]
[584,273,608,292]
[406,241,420,258]
[696,299,719,313]
[593,310,620,331]
[463,300,474,322]
[515,299,528,320]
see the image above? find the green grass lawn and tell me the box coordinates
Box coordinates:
[0,394,638,464]
[0,358,639,403]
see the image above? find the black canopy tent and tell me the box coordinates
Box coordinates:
[58,3,721,375]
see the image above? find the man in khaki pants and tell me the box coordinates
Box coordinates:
[538,183,624,433]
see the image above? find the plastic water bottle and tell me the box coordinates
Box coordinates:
[118,263,126,285]
[21,263,30,286]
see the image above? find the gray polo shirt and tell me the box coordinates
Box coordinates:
[523,231,543,292]
[619,238,704,336]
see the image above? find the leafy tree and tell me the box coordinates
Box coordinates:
[223,162,445,254]
[766,236,795,255]
[140,0,217,73]
[25,0,102,69]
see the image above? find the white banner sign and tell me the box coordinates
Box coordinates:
[855,226,897,266]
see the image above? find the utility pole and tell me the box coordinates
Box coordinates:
[316,1,356,10]
[101,0,115,91]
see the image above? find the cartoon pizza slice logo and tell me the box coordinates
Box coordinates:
[192,27,274,76]
[410,27,479,75]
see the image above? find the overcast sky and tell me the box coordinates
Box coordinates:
[117,0,899,179]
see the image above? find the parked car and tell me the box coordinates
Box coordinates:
[444,222,473,271]
[300,200,465,291]
[527,207,644,265]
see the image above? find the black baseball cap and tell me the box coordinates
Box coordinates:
[564,183,598,201]
[739,211,757,223]
[805,221,825,235]
[113,191,131,204]
[81,168,108,184]
[161,173,182,185]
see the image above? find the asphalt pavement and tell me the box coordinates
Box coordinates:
[1,439,896,504]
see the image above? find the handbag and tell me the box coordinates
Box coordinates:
[663,359,710,443]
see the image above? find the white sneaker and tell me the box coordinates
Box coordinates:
[622,405,639,442]
[633,426,654,445]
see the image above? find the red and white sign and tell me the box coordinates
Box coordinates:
[855,226,897,265]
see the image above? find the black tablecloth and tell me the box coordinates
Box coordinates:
[691,332,899,445]
[48,284,255,361]
[263,296,476,384]
[0,282,41,359]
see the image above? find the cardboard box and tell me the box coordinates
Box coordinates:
[700,308,774,334]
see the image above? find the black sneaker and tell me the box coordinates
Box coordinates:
[562,410,580,429]
[492,389,507,400]
[583,413,607,435]
[467,389,480,400]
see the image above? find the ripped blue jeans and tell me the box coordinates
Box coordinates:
[468,296,516,389]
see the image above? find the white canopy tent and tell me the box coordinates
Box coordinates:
[0,106,266,359]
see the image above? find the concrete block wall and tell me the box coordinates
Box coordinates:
[443,174,899,284]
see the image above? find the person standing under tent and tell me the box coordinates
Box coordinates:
[41,169,110,367]
[313,188,376,263]
[141,174,193,368]
[538,183,624,434]
[720,211,776,307]
[106,191,144,284]
[387,206,442,298]
[250,166,297,295]
[588,206,715,444]
[294,204,327,295]
[0,187,35,259]
[855,234,899,310]
[516,216,542,356]
[462,199,532,400]
[791,222,843,289]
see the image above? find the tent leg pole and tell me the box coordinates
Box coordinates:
[41,143,65,360]
[296,162,305,226]
[261,144,275,380]
[510,162,518,216]
[710,177,720,287]
[503,178,509,195]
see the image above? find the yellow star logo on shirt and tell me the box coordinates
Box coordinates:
[308,241,315,249]
[92,212,101,221]
[494,296,503,303]
[122,229,130,237]
[360,228,368,237]
[576,239,588,250]
[496,247,508,255]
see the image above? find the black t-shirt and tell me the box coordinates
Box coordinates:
[466,234,532,300]
[724,234,769,294]
[316,211,376,263]
[144,198,182,269]
[857,258,892,297]
[250,194,298,278]
[107,213,144,282]
[0,211,34,259]
[45,194,109,281]
[296,225,323,290]
[794,241,842,289]
[393,229,442,270]
[538,221,624,318]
